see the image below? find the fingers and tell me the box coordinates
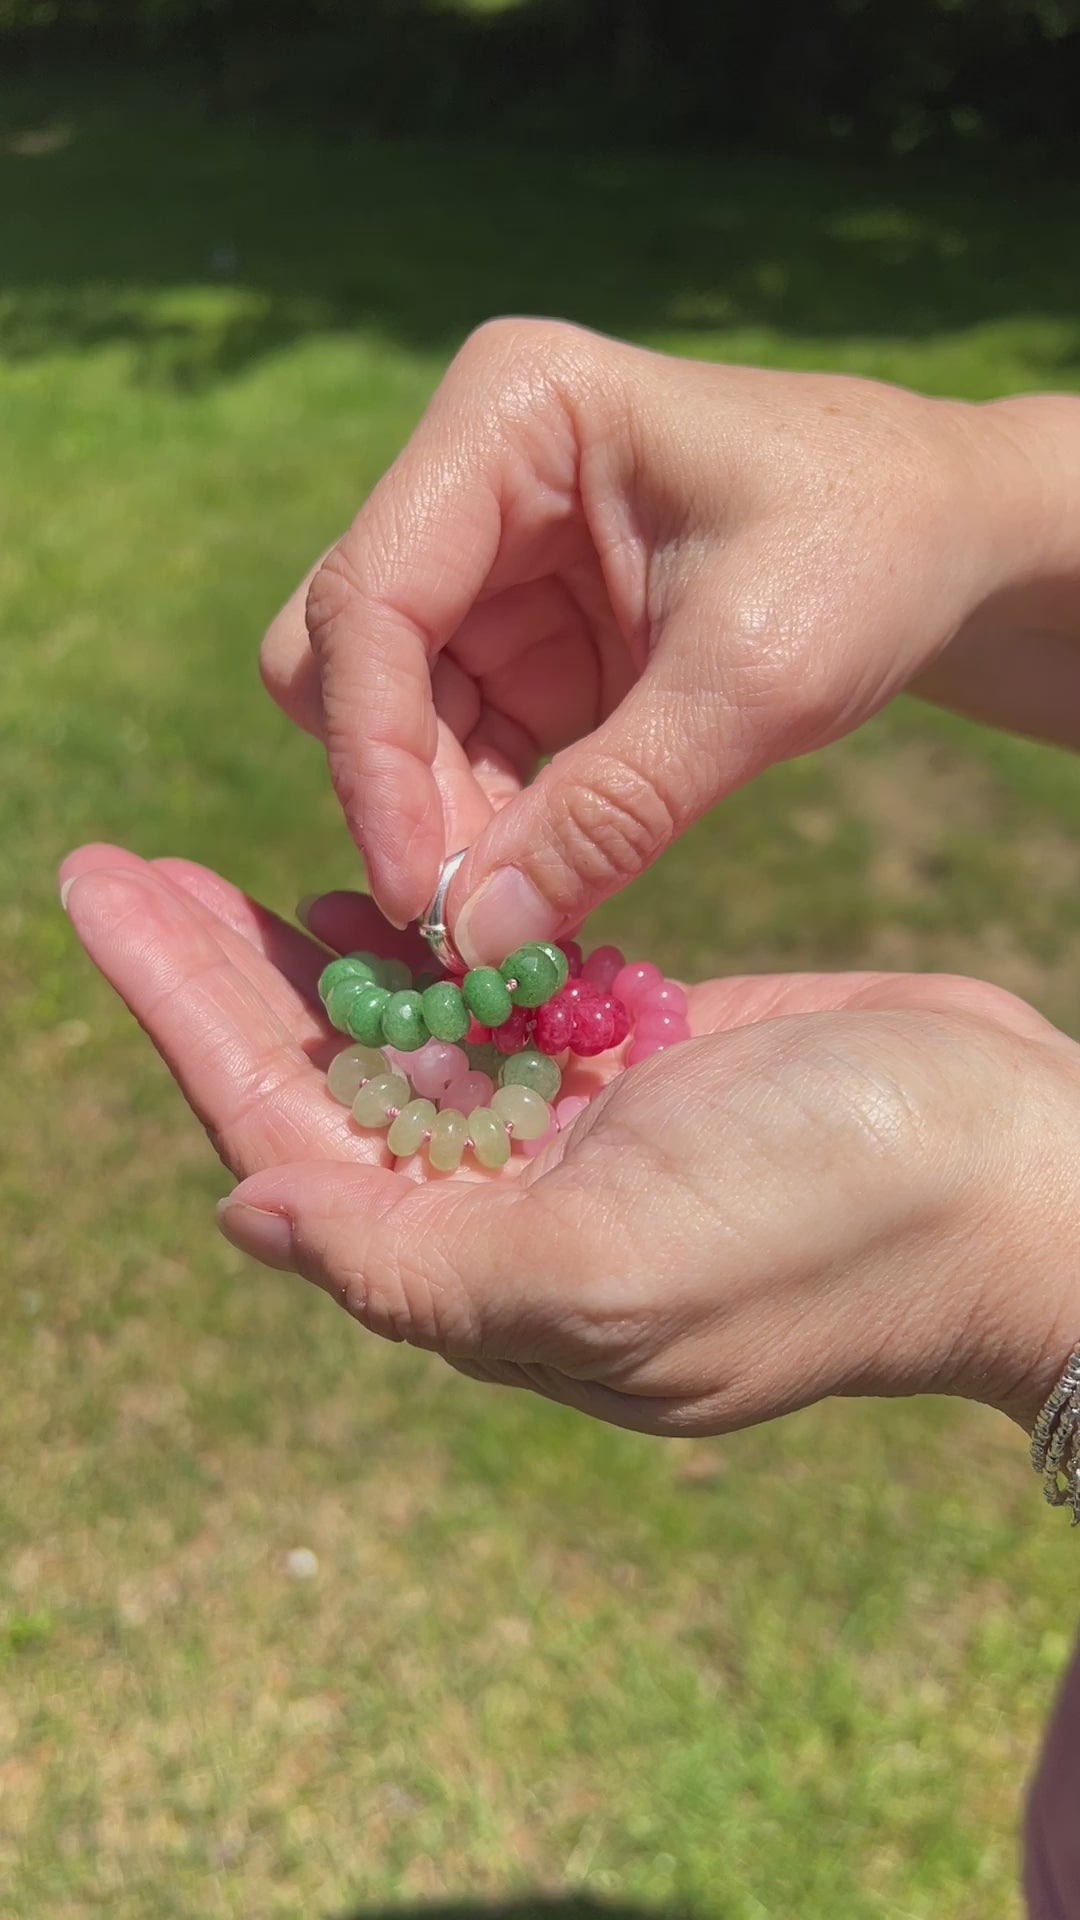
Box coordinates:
[60,853,373,1176]
[294,890,431,969]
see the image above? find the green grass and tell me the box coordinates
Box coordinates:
[4,73,1080,1919]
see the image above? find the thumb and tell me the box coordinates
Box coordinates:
[447,630,733,967]
[217,1159,552,1361]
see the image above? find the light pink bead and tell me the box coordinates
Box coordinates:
[634,1011,692,1044]
[410,1041,468,1099]
[520,1114,560,1158]
[555,1095,590,1129]
[627,1037,669,1065]
[638,979,688,1018]
[440,1070,494,1112]
[581,944,625,991]
[611,960,663,1009]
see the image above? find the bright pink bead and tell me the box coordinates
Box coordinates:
[627,1037,671,1066]
[493,1006,532,1054]
[464,1016,492,1046]
[561,941,584,977]
[581,944,625,991]
[639,979,688,1018]
[634,1011,692,1044]
[555,1094,590,1129]
[611,961,663,1009]
[440,1070,494,1111]
[604,994,631,1046]
[571,993,616,1057]
[533,991,576,1055]
[409,1040,468,1098]
[519,1113,559,1158]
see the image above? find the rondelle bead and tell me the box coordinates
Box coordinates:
[440,1070,495,1112]
[387,1097,437,1158]
[555,1094,590,1129]
[428,1108,469,1172]
[466,1040,503,1082]
[562,941,584,977]
[463,966,513,1029]
[493,1006,532,1055]
[533,991,575,1056]
[342,984,392,1046]
[611,960,664,1008]
[626,1037,671,1065]
[382,990,429,1052]
[640,979,688,1017]
[634,1009,692,1044]
[491,1084,551,1140]
[324,974,377,1034]
[468,1106,511,1170]
[319,955,377,1005]
[327,1042,389,1105]
[520,1113,560,1158]
[498,1049,562,1102]
[605,995,631,1046]
[581,944,625,991]
[409,1040,468,1099]
[535,942,570,993]
[465,1015,492,1047]
[570,990,616,1057]
[421,980,469,1043]
[352,1071,411,1128]
[501,943,560,1008]
[377,957,413,993]
[414,971,439,994]
[346,949,383,975]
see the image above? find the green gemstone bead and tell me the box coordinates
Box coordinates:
[501,943,560,1008]
[382,990,429,1051]
[376,956,413,993]
[352,1071,411,1128]
[324,974,376,1033]
[463,966,513,1028]
[342,983,391,1046]
[498,1048,562,1102]
[346,950,383,976]
[387,1097,437,1158]
[421,980,469,1043]
[534,942,570,993]
[326,1042,389,1105]
[414,970,439,995]
[491,1083,550,1140]
[466,1040,502,1081]
[319,956,376,1006]
[428,1108,469,1172]
[468,1106,510,1170]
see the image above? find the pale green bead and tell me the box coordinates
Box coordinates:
[428,1108,469,1172]
[498,1048,561,1102]
[468,1106,510,1170]
[387,1097,437,1158]
[376,956,413,992]
[352,1071,411,1128]
[491,1083,550,1140]
[327,1043,389,1105]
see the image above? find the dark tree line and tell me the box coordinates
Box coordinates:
[3,1,1079,162]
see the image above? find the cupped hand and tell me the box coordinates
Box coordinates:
[61,843,1080,1438]
[260,320,1080,962]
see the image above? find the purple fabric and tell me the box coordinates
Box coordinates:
[1025,1638,1080,1917]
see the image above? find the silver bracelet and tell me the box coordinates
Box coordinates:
[1031,1343,1080,1523]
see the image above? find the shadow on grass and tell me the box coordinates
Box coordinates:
[1,70,1079,389]
[332,1900,702,1920]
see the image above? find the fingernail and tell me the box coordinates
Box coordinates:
[454,866,556,968]
[295,893,319,929]
[59,877,76,911]
[216,1198,295,1270]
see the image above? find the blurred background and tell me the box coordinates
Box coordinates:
[3,4,1080,1915]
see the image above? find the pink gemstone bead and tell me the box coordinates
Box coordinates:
[409,1041,468,1098]
[561,941,584,977]
[493,1006,533,1055]
[571,992,616,1057]
[519,1113,560,1158]
[581,944,625,991]
[533,992,575,1055]
[611,960,663,1008]
[464,1016,492,1046]
[634,1011,692,1044]
[605,994,631,1046]
[440,1070,494,1111]
[627,1037,671,1065]
[555,1094,590,1129]
[639,979,688,1018]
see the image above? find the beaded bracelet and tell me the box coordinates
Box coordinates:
[1031,1341,1080,1525]
[319,936,691,1173]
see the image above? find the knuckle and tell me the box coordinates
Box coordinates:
[304,546,364,660]
[547,751,677,893]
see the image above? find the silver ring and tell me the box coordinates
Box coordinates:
[418,848,468,971]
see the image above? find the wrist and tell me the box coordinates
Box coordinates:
[976,391,1080,619]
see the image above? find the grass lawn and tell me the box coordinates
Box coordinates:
[3,73,1080,1920]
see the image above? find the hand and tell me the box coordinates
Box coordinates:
[61,843,1080,1437]
[260,320,1080,961]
